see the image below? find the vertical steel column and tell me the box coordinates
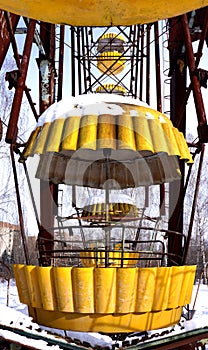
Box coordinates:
[38,22,57,265]
[130,25,136,96]
[85,27,92,93]
[81,27,88,93]
[168,38,187,265]
[77,27,82,94]
[139,25,144,101]
[146,24,151,105]
[71,26,76,97]
[134,25,140,98]
[57,25,65,101]
[154,22,165,216]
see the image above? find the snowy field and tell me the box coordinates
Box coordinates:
[0,278,208,349]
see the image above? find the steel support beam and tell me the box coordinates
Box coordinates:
[38,22,57,265]
[168,50,187,265]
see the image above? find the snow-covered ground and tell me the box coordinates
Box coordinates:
[0,278,208,349]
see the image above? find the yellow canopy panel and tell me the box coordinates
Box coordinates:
[0,0,208,26]
[13,264,196,332]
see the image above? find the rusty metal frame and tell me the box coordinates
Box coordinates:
[6,18,36,144]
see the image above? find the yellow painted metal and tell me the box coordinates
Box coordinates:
[24,265,42,308]
[22,101,193,164]
[135,267,157,313]
[13,264,196,332]
[45,118,65,153]
[28,306,183,332]
[117,113,136,150]
[13,264,30,305]
[37,266,56,311]
[168,266,185,309]
[31,122,50,155]
[133,112,154,155]
[161,121,181,156]
[82,202,139,220]
[52,267,74,312]
[97,52,126,75]
[94,268,116,313]
[72,267,94,313]
[152,267,171,311]
[96,84,126,95]
[148,117,170,154]
[61,116,81,151]
[22,127,41,159]
[116,268,137,313]
[0,0,207,26]
[77,115,98,150]
[80,251,139,267]
[98,33,125,44]
[97,114,116,149]
[180,265,197,304]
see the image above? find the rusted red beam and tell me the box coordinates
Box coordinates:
[4,13,39,122]
[4,11,21,69]
[181,13,208,142]
[0,11,19,69]
[10,145,30,264]
[6,19,36,144]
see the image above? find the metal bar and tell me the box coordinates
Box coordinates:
[57,25,65,101]
[130,25,136,95]
[139,25,144,101]
[146,24,151,104]
[154,22,162,111]
[10,145,29,264]
[81,27,88,93]
[134,25,140,98]
[71,26,76,97]
[6,19,36,144]
[76,27,82,95]
[24,87,39,121]
[49,24,56,104]
[183,143,205,264]
[154,21,165,216]
[85,27,92,92]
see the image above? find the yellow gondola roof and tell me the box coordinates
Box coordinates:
[0,0,208,26]
[21,93,193,163]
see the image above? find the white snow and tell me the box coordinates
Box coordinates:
[0,277,208,349]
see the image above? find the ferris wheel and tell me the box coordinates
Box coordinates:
[0,0,208,337]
